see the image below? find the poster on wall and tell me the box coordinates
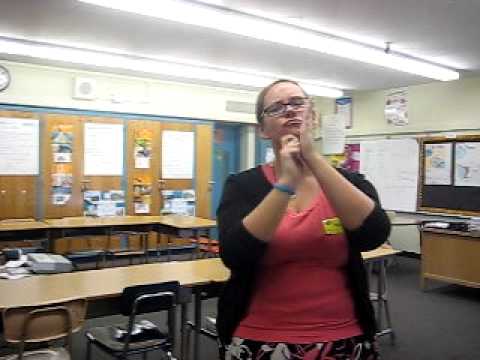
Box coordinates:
[84,123,124,176]
[424,143,452,185]
[50,124,74,205]
[133,175,152,214]
[385,88,408,126]
[0,117,39,175]
[134,128,152,169]
[161,189,195,216]
[335,97,353,129]
[84,190,125,217]
[321,114,346,155]
[162,131,194,179]
[51,124,73,163]
[454,142,480,187]
[51,164,73,205]
[326,144,360,172]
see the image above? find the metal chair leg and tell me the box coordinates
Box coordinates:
[86,338,92,360]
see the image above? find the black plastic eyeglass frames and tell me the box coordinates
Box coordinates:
[261,96,311,118]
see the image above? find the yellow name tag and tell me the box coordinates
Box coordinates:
[323,217,344,235]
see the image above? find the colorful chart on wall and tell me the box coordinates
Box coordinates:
[84,190,125,217]
[454,142,480,187]
[424,143,452,185]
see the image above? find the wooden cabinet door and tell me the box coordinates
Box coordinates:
[80,116,124,197]
[158,122,213,219]
[0,110,38,220]
[43,114,83,218]
[126,119,161,215]
[195,124,213,219]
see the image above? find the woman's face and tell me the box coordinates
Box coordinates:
[260,82,309,141]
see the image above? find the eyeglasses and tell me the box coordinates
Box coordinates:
[262,96,311,118]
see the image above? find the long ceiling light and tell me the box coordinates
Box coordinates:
[0,37,343,98]
[78,0,460,81]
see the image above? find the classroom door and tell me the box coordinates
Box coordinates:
[211,124,241,218]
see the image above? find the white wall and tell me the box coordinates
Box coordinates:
[0,60,258,123]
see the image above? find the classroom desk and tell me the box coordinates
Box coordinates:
[45,216,159,262]
[0,246,399,359]
[390,217,422,226]
[149,215,217,260]
[45,215,217,260]
[0,221,50,251]
[0,258,228,359]
[0,258,227,310]
[363,245,401,344]
[420,228,480,289]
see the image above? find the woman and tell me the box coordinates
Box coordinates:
[217,79,391,360]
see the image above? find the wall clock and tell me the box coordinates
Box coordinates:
[0,65,11,92]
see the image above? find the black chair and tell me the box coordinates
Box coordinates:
[85,281,179,360]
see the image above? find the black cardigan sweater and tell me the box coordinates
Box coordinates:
[216,166,391,347]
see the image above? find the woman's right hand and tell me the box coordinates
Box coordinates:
[277,134,303,189]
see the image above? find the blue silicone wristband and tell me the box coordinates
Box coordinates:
[273,183,295,196]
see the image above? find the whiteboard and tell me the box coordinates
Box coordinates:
[359,139,419,212]
[0,117,39,175]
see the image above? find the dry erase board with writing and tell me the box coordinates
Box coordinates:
[418,135,480,216]
[359,138,419,212]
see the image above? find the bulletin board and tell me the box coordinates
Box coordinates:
[418,135,480,216]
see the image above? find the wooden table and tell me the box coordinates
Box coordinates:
[0,221,50,251]
[45,216,160,263]
[362,245,401,344]
[421,228,480,289]
[45,215,217,259]
[1,244,399,358]
[149,215,217,260]
[0,258,227,310]
[0,258,227,358]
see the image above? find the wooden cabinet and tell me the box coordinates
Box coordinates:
[421,229,480,289]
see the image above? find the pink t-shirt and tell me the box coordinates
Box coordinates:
[234,164,362,343]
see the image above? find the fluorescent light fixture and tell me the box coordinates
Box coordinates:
[0,37,343,98]
[78,0,460,81]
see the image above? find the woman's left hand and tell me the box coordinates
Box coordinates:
[299,102,318,162]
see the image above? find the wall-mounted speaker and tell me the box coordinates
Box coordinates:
[72,77,97,100]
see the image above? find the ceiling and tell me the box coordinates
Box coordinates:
[0,0,479,91]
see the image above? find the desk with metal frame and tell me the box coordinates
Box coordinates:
[150,215,217,260]
[45,216,160,263]
[363,245,402,343]
[0,258,228,359]
[0,221,50,254]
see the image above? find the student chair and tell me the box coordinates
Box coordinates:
[1,298,87,360]
[85,281,180,360]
